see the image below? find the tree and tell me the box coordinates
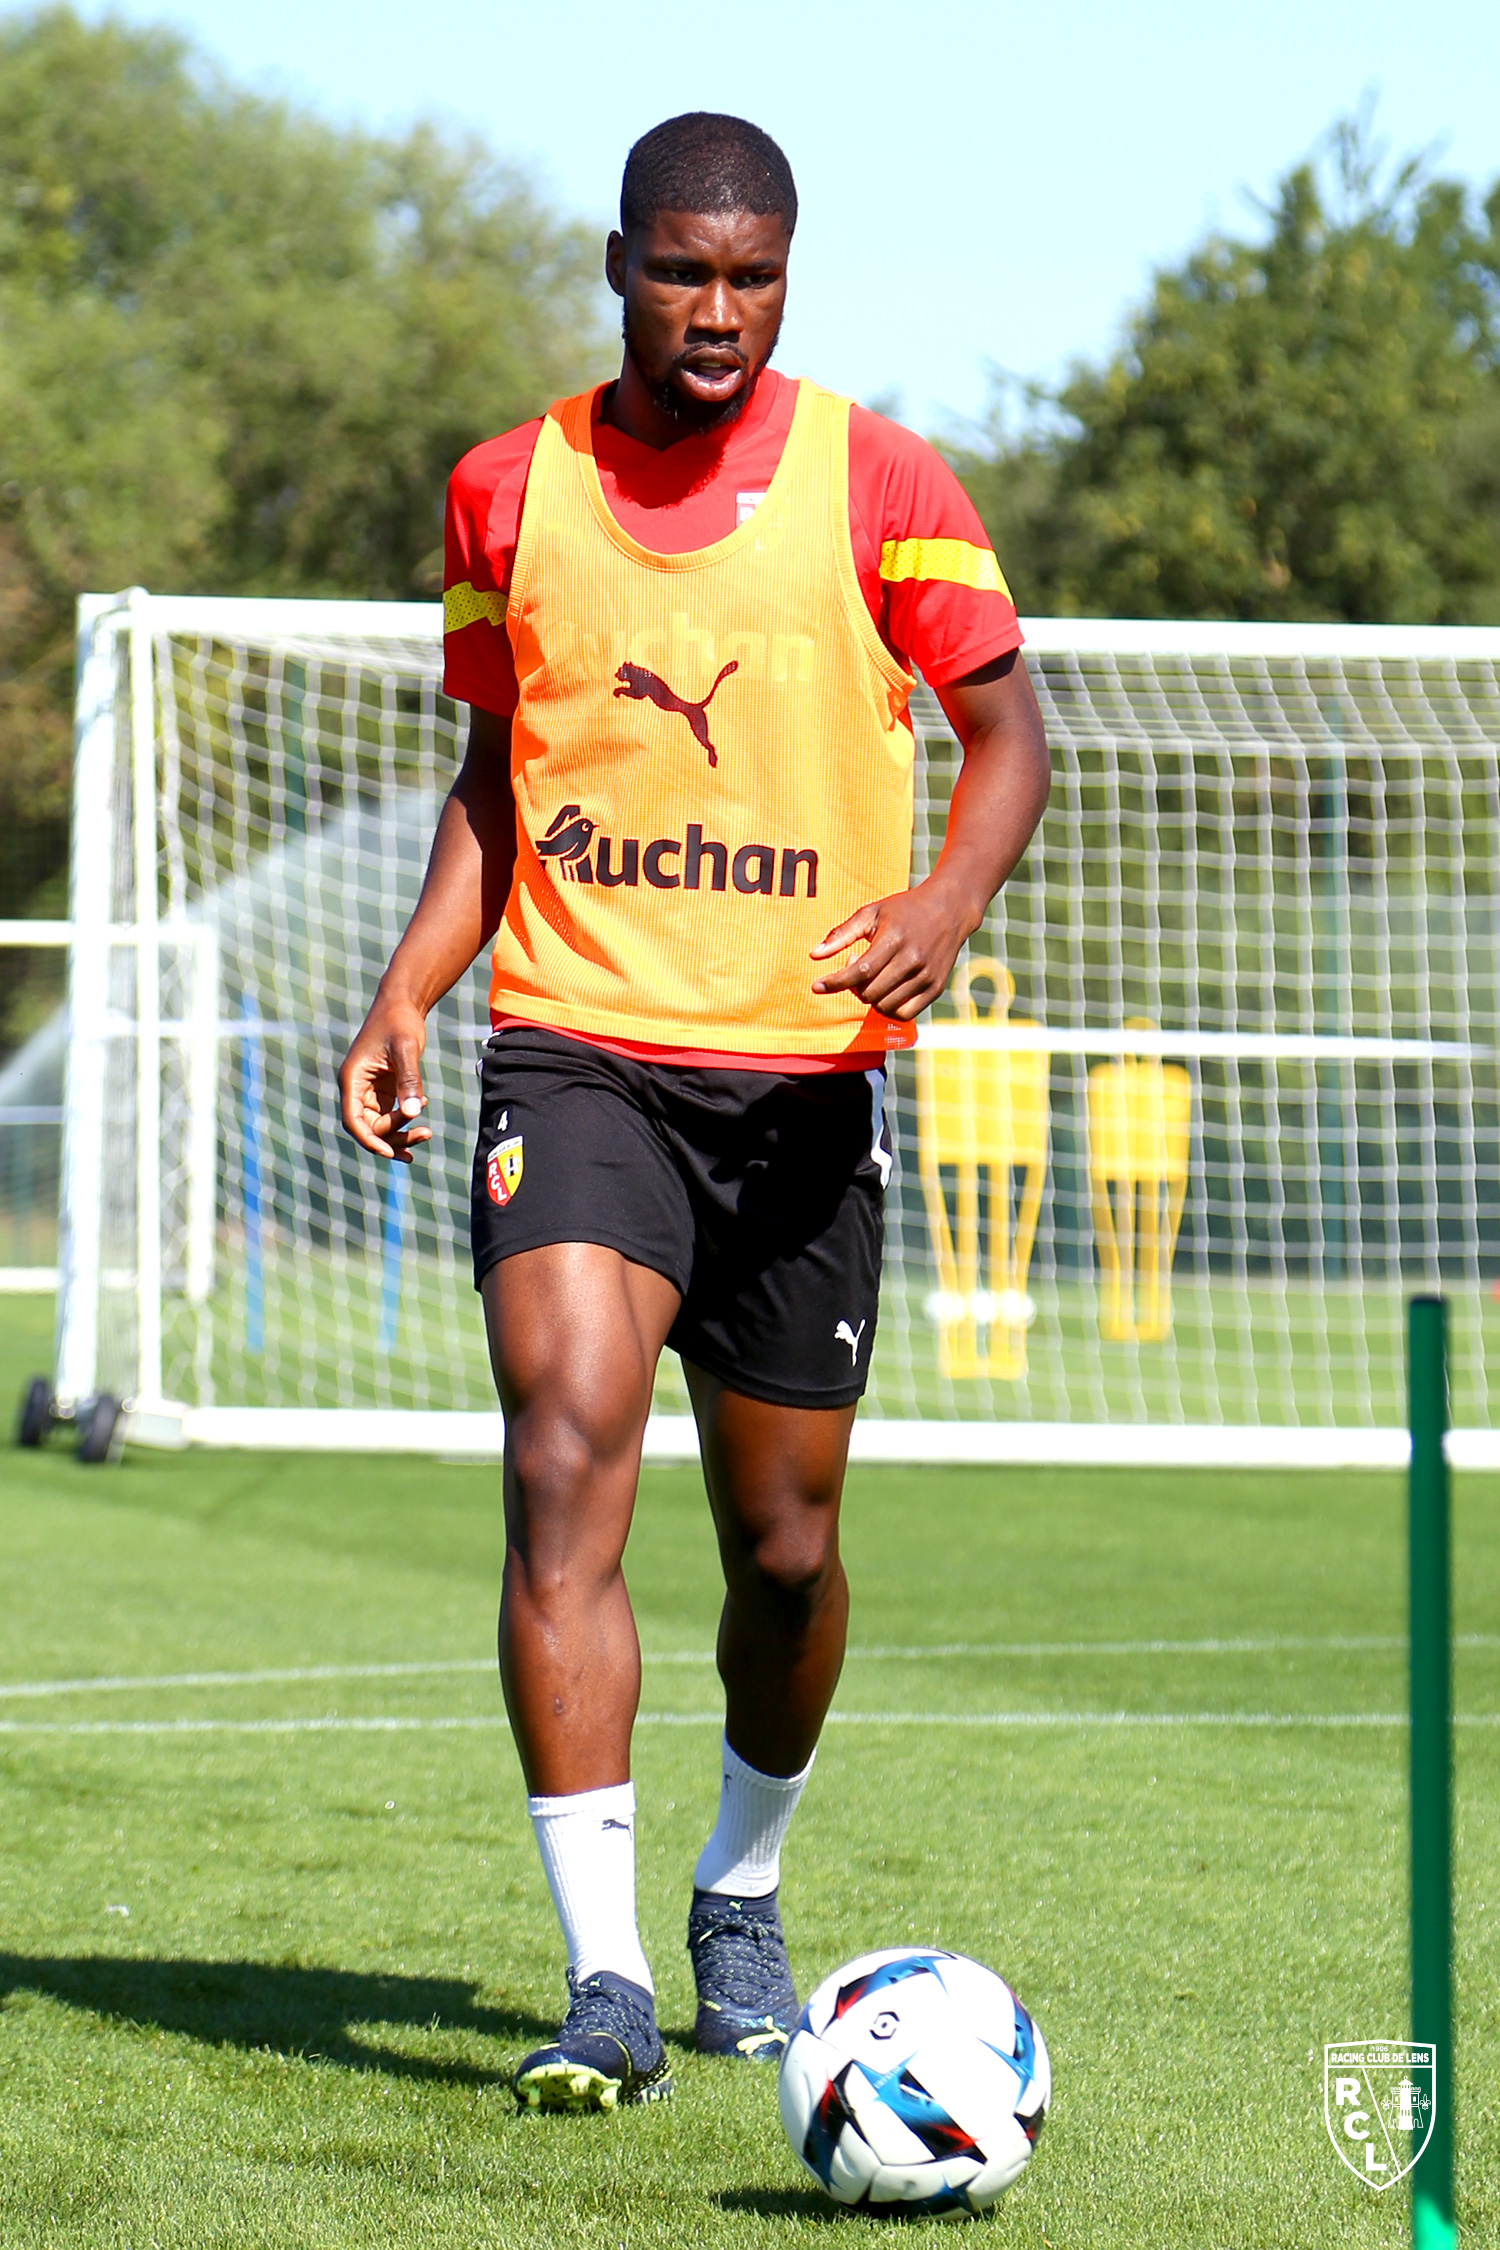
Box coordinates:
[951,121,1500,624]
[0,6,608,1047]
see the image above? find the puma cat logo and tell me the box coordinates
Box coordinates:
[613,659,739,767]
[834,1318,866,1365]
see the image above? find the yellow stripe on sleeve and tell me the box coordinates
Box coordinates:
[444,581,506,633]
[878,538,1012,600]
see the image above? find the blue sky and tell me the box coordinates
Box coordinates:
[78,0,1500,435]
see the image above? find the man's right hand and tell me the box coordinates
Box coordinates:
[336,706,516,1164]
[338,990,432,1163]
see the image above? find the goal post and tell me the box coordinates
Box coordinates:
[49,592,1500,1464]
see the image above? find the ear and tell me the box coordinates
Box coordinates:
[605,229,627,299]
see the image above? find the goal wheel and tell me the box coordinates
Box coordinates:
[77,1394,124,1465]
[16,1376,55,1448]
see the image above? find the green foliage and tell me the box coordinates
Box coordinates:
[953,121,1500,624]
[0,5,608,1032]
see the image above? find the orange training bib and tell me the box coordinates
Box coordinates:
[489,380,917,1055]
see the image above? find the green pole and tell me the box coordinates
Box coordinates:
[1409,1296,1454,2249]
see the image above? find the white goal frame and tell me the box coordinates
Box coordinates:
[51,589,1500,1467]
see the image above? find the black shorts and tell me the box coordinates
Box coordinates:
[469,1026,890,1409]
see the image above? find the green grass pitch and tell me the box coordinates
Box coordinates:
[1,1292,1497,2246]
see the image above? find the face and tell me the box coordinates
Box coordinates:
[605,208,790,432]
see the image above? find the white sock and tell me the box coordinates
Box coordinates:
[527,1781,654,1994]
[693,1736,815,1899]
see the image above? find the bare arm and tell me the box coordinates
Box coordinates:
[338,706,516,1160]
[810,649,1050,1019]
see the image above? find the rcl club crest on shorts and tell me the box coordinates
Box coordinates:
[486,1135,523,1208]
[1324,2041,1436,2189]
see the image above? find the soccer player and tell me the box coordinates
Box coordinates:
[339,112,1049,2112]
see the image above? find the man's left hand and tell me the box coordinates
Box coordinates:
[810,650,1052,1023]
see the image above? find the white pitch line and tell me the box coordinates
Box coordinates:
[3,1634,1497,1701]
[0,1714,509,1736]
[820,1712,1500,1730]
[646,1636,1426,1665]
[3,1711,1499,1738]
[838,1635,1500,1659]
[3,1635,1498,1701]
[0,1660,495,1701]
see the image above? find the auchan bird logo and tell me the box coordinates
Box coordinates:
[536,805,597,879]
[613,659,739,767]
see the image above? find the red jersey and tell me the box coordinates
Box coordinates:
[443,371,1021,1069]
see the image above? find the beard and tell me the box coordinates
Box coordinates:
[622,308,781,434]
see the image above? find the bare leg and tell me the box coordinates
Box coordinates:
[483,1243,680,1796]
[685,1363,855,1777]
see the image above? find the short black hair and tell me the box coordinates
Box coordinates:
[620,113,797,240]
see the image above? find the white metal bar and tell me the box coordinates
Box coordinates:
[185,922,219,1305]
[141,1404,1500,1469]
[0,924,148,947]
[77,594,1500,665]
[914,1026,1481,1061]
[174,1407,509,1451]
[66,1017,1485,1063]
[0,1267,60,1293]
[847,1422,1414,1469]
[129,593,164,1407]
[54,595,127,1407]
[90,593,443,640]
[93,1014,302,1038]
[1016,618,1500,661]
[0,921,72,946]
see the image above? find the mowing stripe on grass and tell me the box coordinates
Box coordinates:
[5,1634,1496,1700]
[0,1660,496,1699]
[2,1711,1498,1736]
[640,1636,1498,1662]
[831,1711,1500,1728]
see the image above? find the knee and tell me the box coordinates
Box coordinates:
[737,1507,841,1628]
[508,1406,599,1517]
[508,1371,647,1500]
[504,1404,633,1596]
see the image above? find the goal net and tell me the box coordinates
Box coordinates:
[55,592,1500,1463]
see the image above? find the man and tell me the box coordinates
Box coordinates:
[339,112,1049,2113]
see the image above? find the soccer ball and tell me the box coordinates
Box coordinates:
[778,1948,1049,2218]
